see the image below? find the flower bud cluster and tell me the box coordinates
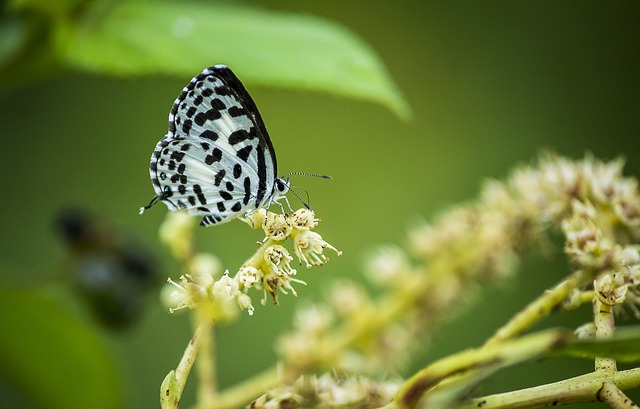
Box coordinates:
[250,374,400,409]
[160,208,341,319]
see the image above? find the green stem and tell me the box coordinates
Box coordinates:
[598,381,637,409]
[594,298,617,372]
[393,329,572,409]
[196,318,217,407]
[175,323,206,398]
[459,368,640,409]
[485,272,585,345]
[195,366,281,409]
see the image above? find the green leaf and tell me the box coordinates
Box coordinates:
[552,326,640,363]
[55,1,411,119]
[0,289,121,409]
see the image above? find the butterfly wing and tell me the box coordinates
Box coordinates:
[149,66,278,225]
[152,138,257,225]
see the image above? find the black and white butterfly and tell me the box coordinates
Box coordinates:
[140,65,326,226]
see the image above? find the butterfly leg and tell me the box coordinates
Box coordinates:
[280,195,294,213]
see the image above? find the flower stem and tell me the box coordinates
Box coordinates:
[459,368,640,409]
[598,381,637,409]
[485,271,585,345]
[393,329,572,409]
[194,366,282,409]
[594,298,617,372]
[175,323,206,396]
[196,317,217,406]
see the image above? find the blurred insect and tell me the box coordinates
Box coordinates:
[56,207,159,329]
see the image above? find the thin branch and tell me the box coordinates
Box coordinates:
[485,272,585,345]
[594,298,617,373]
[196,317,217,407]
[459,368,640,409]
[598,382,638,409]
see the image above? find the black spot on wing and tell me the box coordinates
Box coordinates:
[200,213,223,226]
[170,151,185,162]
[194,109,221,126]
[228,129,251,145]
[200,130,218,141]
[205,148,222,165]
[182,120,192,134]
[193,184,207,205]
[214,169,226,186]
[228,106,245,117]
[255,144,267,204]
[233,164,242,179]
[211,98,226,110]
[236,145,253,162]
[214,85,233,96]
[220,191,233,201]
[242,177,251,205]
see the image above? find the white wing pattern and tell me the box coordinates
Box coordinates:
[148,65,281,226]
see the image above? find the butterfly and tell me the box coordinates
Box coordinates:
[140,65,327,226]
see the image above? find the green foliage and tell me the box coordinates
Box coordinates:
[0,289,120,409]
[1,0,410,118]
[556,326,640,363]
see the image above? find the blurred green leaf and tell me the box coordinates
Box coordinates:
[54,1,410,119]
[552,326,640,363]
[0,289,121,409]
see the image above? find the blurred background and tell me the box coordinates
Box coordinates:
[1,1,639,408]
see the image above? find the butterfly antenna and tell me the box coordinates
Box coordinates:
[139,195,160,215]
[289,187,312,211]
[282,171,333,180]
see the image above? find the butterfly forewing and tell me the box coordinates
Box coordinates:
[149,65,278,226]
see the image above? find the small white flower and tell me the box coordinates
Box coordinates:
[290,209,318,230]
[594,274,628,306]
[213,272,239,301]
[264,245,296,275]
[294,230,341,268]
[236,293,255,316]
[236,266,262,288]
[263,212,292,241]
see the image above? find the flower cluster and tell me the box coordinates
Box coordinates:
[160,208,341,320]
[250,374,400,409]
[277,154,640,375]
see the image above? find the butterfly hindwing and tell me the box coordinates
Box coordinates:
[152,138,261,225]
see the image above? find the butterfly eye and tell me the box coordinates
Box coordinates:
[275,178,289,193]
